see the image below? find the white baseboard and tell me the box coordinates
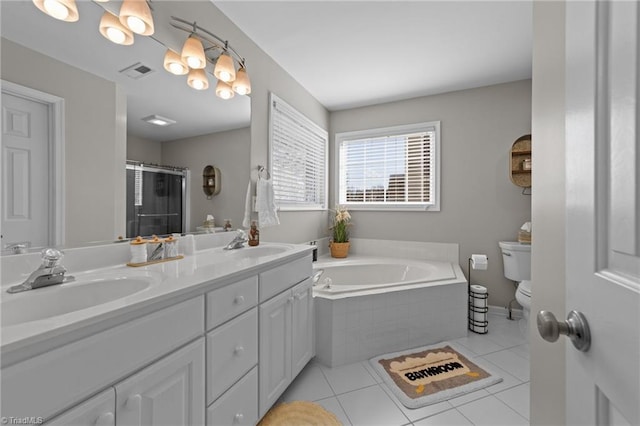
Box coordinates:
[488,305,523,320]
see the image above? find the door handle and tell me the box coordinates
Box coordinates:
[537,310,591,352]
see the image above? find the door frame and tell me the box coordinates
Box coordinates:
[1,80,65,247]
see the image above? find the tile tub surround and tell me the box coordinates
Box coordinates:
[314,240,467,367]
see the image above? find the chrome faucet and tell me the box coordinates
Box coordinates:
[224,230,249,250]
[7,248,75,294]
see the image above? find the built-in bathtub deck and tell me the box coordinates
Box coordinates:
[313,239,468,367]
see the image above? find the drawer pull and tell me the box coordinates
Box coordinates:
[294,292,304,300]
[234,295,245,305]
[234,345,245,355]
[126,394,142,409]
[95,412,115,426]
[287,296,294,304]
[234,413,244,423]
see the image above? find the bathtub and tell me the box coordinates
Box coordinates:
[313,257,457,296]
[313,254,468,367]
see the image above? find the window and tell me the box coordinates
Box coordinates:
[335,121,440,211]
[269,93,328,210]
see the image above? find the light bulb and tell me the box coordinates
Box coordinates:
[163,49,188,75]
[33,0,78,22]
[181,37,206,70]
[216,80,235,100]
[214,52,236,83]
[43,0,69,20]
[232,67,251,95]
[126,15,146,34]
[169,62,186,75]
[119,0,154,36]
[187,69,209,91]
[106,27,126,44]
[99,11,134,45]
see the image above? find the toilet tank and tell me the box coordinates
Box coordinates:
[499,241,531,281]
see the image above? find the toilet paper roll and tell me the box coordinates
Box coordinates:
[470,254,488,270]
[470,284,488,294]
[470,285,488,324]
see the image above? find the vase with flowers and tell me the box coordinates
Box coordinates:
[330,206,352,258]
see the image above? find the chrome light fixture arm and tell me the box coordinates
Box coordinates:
[169,17,246,69]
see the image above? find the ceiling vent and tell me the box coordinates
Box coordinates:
[119,62,155,79]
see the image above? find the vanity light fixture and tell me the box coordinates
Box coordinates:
[119,0,154,36]
[181,36,207,69]
[99,11,134,45]
[142,115,176,126]
[163,49,189,75]
[32,0,79,22]
[232,67,251,96]
[213,51,235,83]
[168,16,251,99]
[187,68,209,91]
[215,80,235,100]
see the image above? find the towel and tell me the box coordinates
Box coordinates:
[242,181,252,229]
[256,176,280,227]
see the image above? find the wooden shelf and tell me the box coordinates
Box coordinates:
[509,135,532,188]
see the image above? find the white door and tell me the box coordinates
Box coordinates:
[1,92,50,250]
[563,1,640,424]
[115,339,205,426]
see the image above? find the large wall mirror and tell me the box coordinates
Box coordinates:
[1,1,251,251]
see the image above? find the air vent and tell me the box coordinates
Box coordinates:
[119,62,155,80]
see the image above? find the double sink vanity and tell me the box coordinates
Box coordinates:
[1,234,315,425]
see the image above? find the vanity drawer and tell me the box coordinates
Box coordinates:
[206,307,258,404]
[207,366,258,426]
[206,275,258,330]
[259,255,312,302]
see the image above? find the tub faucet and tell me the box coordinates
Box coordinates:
[312,269,324,284]
[224,230,248,250]
[7,248,75,294]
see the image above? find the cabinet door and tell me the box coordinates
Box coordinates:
[291,278,314,378]
[116,339,205,426]
[259,290,292,416]
[45,388,115,426]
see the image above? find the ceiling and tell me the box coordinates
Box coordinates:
[0,1,251,142]
[1,1,533,140]
[214,0,533,111]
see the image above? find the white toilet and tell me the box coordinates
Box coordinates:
[498,241,532,328]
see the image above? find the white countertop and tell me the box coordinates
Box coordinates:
[1,241,313,364]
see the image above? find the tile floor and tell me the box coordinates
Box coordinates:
[279,313,530,426]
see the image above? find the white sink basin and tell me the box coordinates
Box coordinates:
[1,271,159,326]
[223,245,293,258]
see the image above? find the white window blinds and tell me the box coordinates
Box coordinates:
[269,93,328,210]
[336,122,440,210]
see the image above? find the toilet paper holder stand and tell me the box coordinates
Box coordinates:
[468,256,489,334]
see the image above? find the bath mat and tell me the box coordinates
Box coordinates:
[369,342,502,409]
[258,400,341,426]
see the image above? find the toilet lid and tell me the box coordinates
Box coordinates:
[518,280,532,297]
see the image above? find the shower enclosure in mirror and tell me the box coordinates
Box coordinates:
[126,162,190,238]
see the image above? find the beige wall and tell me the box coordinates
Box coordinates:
[330,80,532,308]
[210,5,330,244]
[127,134,162,165]
[530,1,566,425]
[162,127,251,232]
[1,38,126,246]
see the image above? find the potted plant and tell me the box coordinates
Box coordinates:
[330,206,352,258]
